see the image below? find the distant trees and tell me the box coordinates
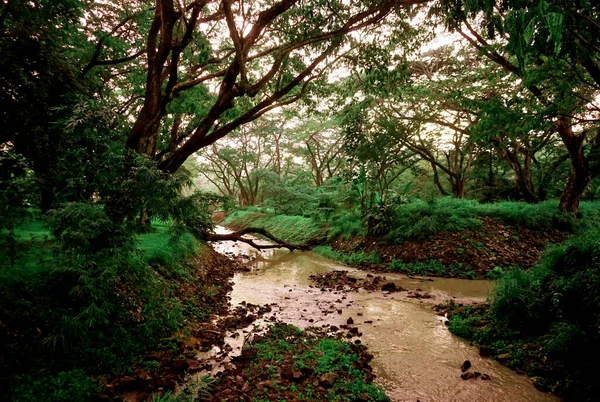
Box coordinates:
[439,0,600,212]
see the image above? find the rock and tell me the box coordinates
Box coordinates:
[496,353,511,362]
[281,368,293,381]
[381,282,397,292]
[319,373,337,387]
[481,373,491,380]
[117,376,138,390]
[479,346,493,357]
[461,372,476,380]
[461,360,471,372]
[292,370,303,381]
[187,359,201,373]
[347,317,354,325]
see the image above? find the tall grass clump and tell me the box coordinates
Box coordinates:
[476,200,578,231]
[386,198,481,241]
[326,210,365,239]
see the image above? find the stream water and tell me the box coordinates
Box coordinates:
[211,230,557,402]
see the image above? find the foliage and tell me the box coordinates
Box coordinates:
[388,259,476,279]
[446,228,600,400]
[237,324,389,402]
[12,370,99,402]
[386,198,481,241]
[0,152,36,266]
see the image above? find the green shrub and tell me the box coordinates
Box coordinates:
[326,210,365,239]
[486,266,504,280]
[386,198,481,241]
[490,265,552,330]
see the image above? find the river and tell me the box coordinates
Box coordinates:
[211,230,557,402]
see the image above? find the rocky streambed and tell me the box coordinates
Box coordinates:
[208,228,557,402]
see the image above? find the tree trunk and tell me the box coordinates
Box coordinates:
[453,177,466,198]
[556,118,590,214]
[431,163,449,196]
[496,144,538,203]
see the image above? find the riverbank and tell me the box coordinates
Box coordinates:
[220,199,600,279]
[0,221,246,401]
[438,228,600,401]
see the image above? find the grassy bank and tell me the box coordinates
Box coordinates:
[442,228,600,400]
[0,218,235,401]
[223,200,600,278]
[223,208,325,245]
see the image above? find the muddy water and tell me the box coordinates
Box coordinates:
[212,232,557,402]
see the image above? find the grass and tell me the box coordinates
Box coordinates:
[231,323,389,402]
[1,218,195,275]
[313,245,381,266]
[386,198,600,242]
[223,209,323,245]
[0,216,210,401]
[224,199,600,248]
[387,259,476,279]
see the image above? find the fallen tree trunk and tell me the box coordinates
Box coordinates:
[207,227,309,251]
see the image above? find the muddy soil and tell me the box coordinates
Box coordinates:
[332,217,567,276]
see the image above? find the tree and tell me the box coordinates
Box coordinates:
[197,119,283,205]
[439,0,600,213]
[112,0,430,172]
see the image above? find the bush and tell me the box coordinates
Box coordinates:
[326,210,365,239]
[451,228,600,400]
[386,198,481,241]
[13,370,99,402]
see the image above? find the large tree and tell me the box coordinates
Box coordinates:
[439,0,600,212]
[89,0,431,173]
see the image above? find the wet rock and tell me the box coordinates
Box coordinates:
[461,360,471,372]
[496,353,511,362]
[479,346,493,357]
[381,282,398,292]
[481,373,491,380]
[319,373,338,387]
[347,317,354,325]
[461,372,476,380]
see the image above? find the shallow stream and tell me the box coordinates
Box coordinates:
[211,229,557,402]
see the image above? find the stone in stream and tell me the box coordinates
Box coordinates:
[347,317,354,325]
[461,360,472,372]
